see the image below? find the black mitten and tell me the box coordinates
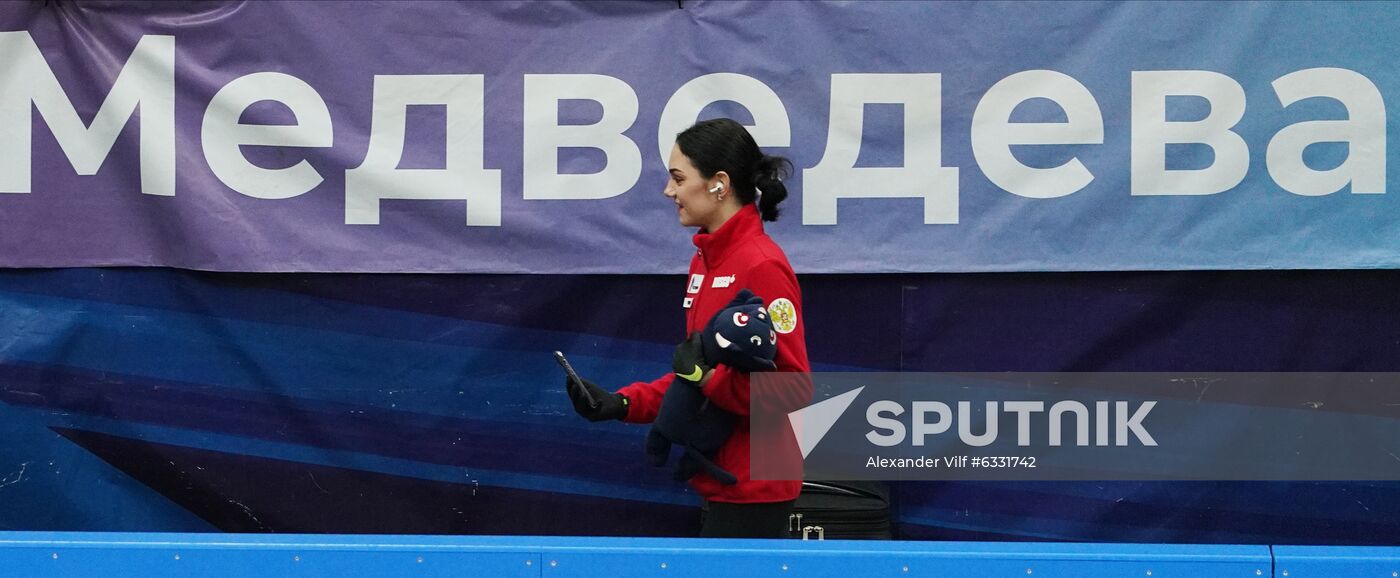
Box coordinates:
[564,376,628,422]
[672,332,711,384]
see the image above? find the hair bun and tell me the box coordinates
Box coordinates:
[752,155,792,222]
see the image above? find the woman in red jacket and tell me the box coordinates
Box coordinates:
[567,118,811,538]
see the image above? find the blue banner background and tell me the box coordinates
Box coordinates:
[1,1,1397,272]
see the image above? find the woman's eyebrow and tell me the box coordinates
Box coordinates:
[669,169,684,178]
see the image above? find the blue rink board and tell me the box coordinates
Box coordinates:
[1273,546,1400,578]
[0,533,1279,577]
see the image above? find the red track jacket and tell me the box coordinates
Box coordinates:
[618,204,811,503]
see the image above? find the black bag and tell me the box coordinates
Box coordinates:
[787,481,892,540]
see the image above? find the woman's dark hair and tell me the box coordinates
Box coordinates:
[675,118,791,222]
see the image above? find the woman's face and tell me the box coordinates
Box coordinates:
[665,145,724,230]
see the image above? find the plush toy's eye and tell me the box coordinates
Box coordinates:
[733,312,749,327]
[750,335,763,347]
[758,307,767,315]
[770,330,777,343]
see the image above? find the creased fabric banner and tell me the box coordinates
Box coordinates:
[0,1,1397,273]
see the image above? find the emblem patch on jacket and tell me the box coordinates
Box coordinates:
[767,298,798,334]
[687,274,704,294]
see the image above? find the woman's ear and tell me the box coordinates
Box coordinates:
[712,171,731,197]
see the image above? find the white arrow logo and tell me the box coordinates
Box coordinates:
[787,386,865,459]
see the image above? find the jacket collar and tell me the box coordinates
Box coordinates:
[693,204,763,269]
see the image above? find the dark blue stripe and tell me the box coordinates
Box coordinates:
[0,362,664,488]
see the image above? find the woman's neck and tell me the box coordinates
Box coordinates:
[702,203,743,234]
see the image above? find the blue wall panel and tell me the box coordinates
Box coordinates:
[1,269,1399,542]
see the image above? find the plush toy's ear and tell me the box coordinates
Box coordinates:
[726,288,760,309]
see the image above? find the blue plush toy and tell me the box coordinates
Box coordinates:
[645,289,779,484]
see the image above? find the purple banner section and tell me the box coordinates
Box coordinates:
[1,2,1399,272]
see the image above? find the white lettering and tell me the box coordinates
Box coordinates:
[1003,401,1045,446]
[972,70,1103,199]
[957,401,997,447]
[522,74,640,200]
[804,74,959,224]
[345,75,500,225]
[1131,70,1248,196]
[1267,68,1386,196]
[910,401,951,447]
[1115,401,1157,446]
[201,72,332,199]
[1096,401,1110,447]
[1048,400,1090,447]
[0,32,174,195]
[865,400,905,447]
[656,73,790,166]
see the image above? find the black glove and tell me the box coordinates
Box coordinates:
[672,332,712,386]
[565,375,629,422]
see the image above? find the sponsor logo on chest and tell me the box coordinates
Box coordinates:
[687,274,704,294]
[711,274,736,289]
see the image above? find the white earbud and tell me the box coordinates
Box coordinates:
[708,183,724,193]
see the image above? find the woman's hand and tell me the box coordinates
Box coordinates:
[672,332,713,387]
[565,375,629,421]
